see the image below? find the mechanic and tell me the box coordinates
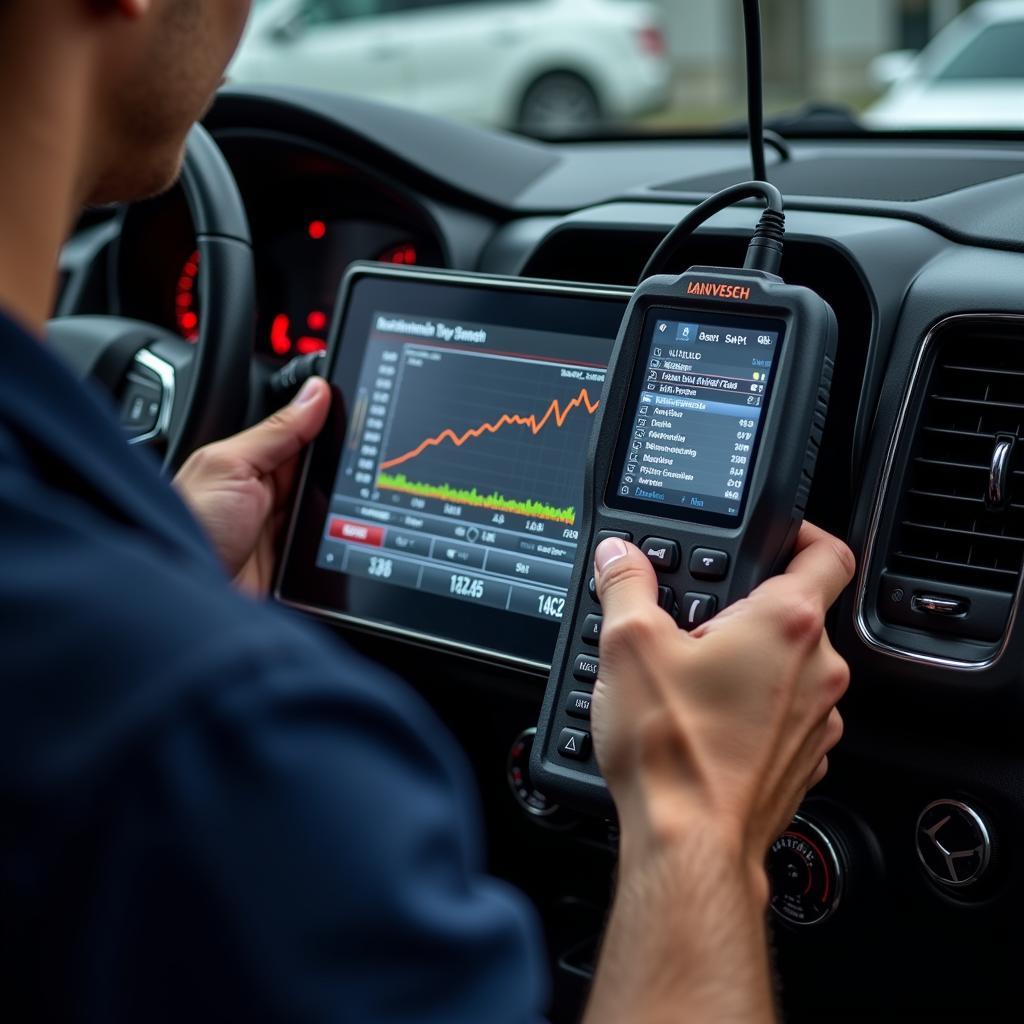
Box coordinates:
[0,2,855,1022]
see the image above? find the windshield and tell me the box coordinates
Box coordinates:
[229,0,1018,137]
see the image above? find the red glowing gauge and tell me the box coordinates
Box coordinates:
[270,314,293,357]
[297,336,328,355]
[175,249,200,343]
[378,243,418,266]
[269,313,328,358]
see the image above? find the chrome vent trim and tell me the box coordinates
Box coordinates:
[854,314,1024,671]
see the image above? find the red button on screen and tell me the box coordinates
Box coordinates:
[328,517,385,547]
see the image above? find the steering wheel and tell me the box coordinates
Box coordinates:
[47,125,255,472]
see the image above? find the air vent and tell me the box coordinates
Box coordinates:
[876,321,1024,649]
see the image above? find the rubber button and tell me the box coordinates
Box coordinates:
[689,547,729,581]
[566,691,593,720]
[641,537,680,572]
[581,614,603,645]
[680,592,717,630]
[557,727,591,760]
[573,653,599,682]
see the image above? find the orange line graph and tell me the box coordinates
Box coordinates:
[378,386,601,472]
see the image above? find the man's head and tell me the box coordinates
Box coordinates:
[89,0,253,203]
[0,0,252,205]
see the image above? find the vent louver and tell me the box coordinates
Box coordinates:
[894,340,1024,590]
[878,324,1024,648]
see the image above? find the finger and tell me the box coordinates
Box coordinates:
[757,702,828,813]
[593,539,678,659]
[271,454,302,513]
[800,706,844,769]
[775,753,829,831]
[822,706,844,753]
[782,524,856,602]
[790,519,832,557]
[694,526,853,639]
[791,708,843,802]
[593,538,660,621]
[808,754,829,789]
[780,522,856,612]
[784,632,850,720]
[774,747,832,840]
[222,377,331,477]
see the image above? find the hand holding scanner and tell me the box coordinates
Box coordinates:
[532,259,837,812]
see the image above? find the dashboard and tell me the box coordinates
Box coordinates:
[56,86,1024,1022]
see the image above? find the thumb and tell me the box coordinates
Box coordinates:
[594,537,662,625]
[225,376,331,476]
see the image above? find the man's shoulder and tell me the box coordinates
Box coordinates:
[0,433,438,791]
[0,430,550,1024]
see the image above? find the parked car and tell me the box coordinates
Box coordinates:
[229,0,672,135]
[864,0,1024,128]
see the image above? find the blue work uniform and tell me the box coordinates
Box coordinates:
[0,311,547,1022]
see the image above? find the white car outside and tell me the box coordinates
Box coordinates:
[230,0,672,135]
[864,0,1024,129]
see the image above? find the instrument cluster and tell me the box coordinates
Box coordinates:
[117,136,444,361]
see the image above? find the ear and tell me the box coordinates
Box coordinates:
[112,0,151,18]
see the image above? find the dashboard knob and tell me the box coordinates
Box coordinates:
[915,798,992,890]
[768,813,846,927]
[507,727,565,822]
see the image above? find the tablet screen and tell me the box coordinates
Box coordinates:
[277,266,630,668]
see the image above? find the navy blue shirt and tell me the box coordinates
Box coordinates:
[0,312,547,1022]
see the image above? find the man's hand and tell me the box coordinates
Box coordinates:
[173,377,331,596]
[593,521,854,875]
[583,523,855,1024]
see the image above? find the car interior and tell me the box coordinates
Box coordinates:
[50,2,1024,1018]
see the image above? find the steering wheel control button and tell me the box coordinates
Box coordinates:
[641,537,680,572]
[581,614,603,645]
[680,592,717,630]
[588,576,598,601]
[657,586,678,615]
[573,653,600,683]
[557,727,591,760]
[565,691,593,720]
[119,379,162,435]
[689,547,729,581]
[916,799,992,888]
[768,814,845,926]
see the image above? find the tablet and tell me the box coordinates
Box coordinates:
[276,264,631,669]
